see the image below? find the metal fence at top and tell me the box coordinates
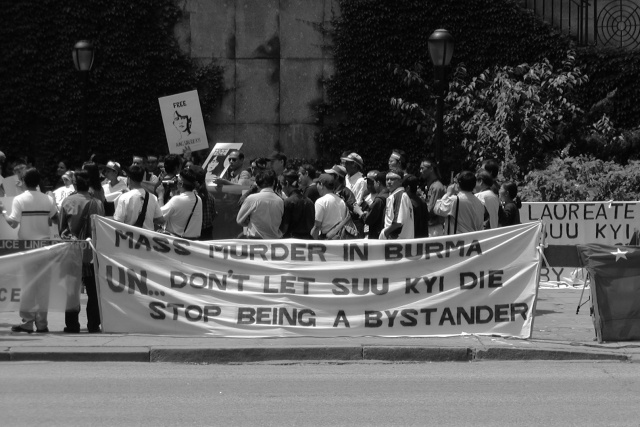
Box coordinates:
[521,0,640,50]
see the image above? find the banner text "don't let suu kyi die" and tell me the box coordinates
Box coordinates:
[92,217,543,338]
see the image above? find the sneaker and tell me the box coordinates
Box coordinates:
[35,328,50,333]
[11,325,33,334]
[88,328,102,333]
[63,327,80,333]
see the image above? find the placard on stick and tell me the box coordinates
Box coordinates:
[158,90,209,154]
[202,142,244,183]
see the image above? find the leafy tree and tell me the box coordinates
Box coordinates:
[392,51,593,180]
[520,156,640,202]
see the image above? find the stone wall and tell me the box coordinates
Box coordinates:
[174,0,339,162]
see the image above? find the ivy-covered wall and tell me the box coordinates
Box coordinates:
[0,0,224,182]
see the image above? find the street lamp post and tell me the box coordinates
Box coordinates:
[428,29,454,165]
[72,40,95,164]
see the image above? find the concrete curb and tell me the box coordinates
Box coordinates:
[150,346,363,363]
[0,345,630,363]
[8,347,150,362]
[474,347,629,361]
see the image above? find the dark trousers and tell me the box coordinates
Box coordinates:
[65,265,101,331]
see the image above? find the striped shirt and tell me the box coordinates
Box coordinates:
[8,190,57,240]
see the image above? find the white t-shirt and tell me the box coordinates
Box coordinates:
[160,191,203,239]
[52,185,75,209]
[476,189,500,229]
[380,187,414,239]
[8,190,57,240]
[114,188,162,230]
[346,172,367,205]
[314,193,347,234]
[3,176,25,197]
[103,178,128,202]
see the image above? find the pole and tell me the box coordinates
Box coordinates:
[433,65,446,165]
[435,85,444,165]
[79,71,89,165]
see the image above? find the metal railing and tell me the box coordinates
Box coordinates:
[521,0,640,50]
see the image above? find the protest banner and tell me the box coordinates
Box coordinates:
[521,201,640,287]
[158,90,209,154]
[201,142,244,183]
[93,217,544,338]
[0,241,83,312]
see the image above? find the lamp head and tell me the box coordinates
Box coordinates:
[72,40,95,72]
[428,29,454,67]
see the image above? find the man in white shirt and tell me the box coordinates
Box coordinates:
[102,160,128,202]
[160,168,202,239]
[434,171,485,235]
[380,170,414,239]
[114,165,163,230]
[475,170,500,229]
[312,174,347,239]
[341,152,366,206]
[236,170,284,239]
[0,168,57,333]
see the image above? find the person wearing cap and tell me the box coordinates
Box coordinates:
[324,164,356,209]
[102,160,128,202]
[325,164,361,237]
[388,149,408,175]
[419,158,446,237]
[434,171,485,235]
[311,173,348,240]
[236,169,283,239]
[380,170,414,240]
[51,171,76,209]
[160,168,203,239]
[113,165,164,231]
[279,170,315,239]
[359,171,388,239]
[341,152,367,206]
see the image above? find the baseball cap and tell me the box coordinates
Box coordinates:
[341,152,364,169]
[105,161,121,174]
[324,164,347,177]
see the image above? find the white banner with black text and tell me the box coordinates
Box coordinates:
[93,217,544,338]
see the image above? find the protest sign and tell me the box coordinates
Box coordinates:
[201,142,244,183]
[521,201,640,287]
[93,217,543,338]
[0,241,83,312]
[158,90,209,154]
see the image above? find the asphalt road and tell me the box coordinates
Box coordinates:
[1,361,639,426]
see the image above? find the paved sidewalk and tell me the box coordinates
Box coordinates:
[1,288,639,363]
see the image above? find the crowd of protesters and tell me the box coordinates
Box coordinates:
[0,148,522,333]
